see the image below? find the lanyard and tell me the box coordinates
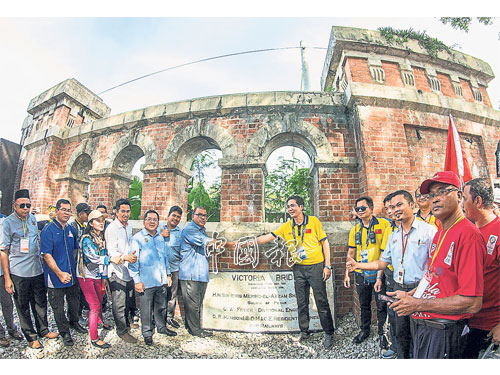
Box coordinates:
[292,215,308,246]
[359,217,374,249]
[15,212,28,237]
[400,227,410,264]
[429,216,464,271]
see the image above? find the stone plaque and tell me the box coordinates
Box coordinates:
[202,270,335,333]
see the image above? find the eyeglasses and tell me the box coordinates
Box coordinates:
[18,203,31,209]
[415,193,430,200]
[58,208,72,213]
[354,206,368,213]
[194,213,208,218]
[145,218,158,222]
[428,188,459,199]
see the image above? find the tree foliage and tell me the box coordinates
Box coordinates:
[439,17,493,32]
[265,156,312,222]
[128,176,143,220]
[378,27,452,58]
[187,150,221,222]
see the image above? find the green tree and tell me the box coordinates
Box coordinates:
[128,176,142,220]
[265,156,312,222]
[439,17,493,32]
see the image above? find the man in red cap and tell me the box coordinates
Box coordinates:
[387,171,486,359]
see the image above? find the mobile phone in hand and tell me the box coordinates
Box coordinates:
[378,294,397,303]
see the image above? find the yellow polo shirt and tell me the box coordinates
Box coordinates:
[348,217,391,274]
[272,215,327,265]
[380,225,396,272]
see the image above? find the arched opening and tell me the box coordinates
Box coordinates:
[69,153,92,206]
[264,143,313,223]
[182,138,222,222]
[112,145,145,219]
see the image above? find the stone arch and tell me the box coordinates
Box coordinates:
[161,120,238,173]
[100,131,156,171]
[246,117,334,163]
[63,139,99,177]
[71,154,93,180]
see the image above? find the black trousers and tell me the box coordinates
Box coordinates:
[392,283,417,359]
[0,275,18,337]
[383,268,398,353]
[109,274,135,336]
[462,327,491,358]
[180,279,207,335]
[47,283,80,335]
[166,271,179,320]
[292,262,334,335]
[140,285,168,338]
[410,317,468,359]
[355,272,387,335]
[10,273,49,342]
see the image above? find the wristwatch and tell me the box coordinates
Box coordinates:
[324,265,332,270]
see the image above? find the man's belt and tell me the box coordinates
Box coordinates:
[394,281,419,291]
[411,317,467,330]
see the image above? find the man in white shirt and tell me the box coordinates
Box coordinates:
[104,198,138,343]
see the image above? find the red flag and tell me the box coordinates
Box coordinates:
[444,114,472,185]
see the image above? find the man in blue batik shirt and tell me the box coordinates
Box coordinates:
[40,199,88,347]
[160,205,183,329]
[179,206,234,338]
[129,209,176,346]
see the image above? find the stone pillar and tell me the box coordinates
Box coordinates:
[219,164,265,223]
[88,173,131,211]
[141,167,190,220]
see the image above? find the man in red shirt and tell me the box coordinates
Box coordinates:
[462,177,500,358]
[388,171,485,359]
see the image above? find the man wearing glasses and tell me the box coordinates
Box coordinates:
[129,210,175,346]
[179,206,234,338]
[345,196,391,349]
[388,171,485,358]
[40,199,88,347]
[414,188,442,230]
[0,189,59,349]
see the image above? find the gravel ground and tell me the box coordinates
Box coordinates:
[0,305,386,359]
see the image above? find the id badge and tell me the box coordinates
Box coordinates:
[360,249,368,263]
[413,272,431,298]
[396,267,405,284]
[20,237,29,253]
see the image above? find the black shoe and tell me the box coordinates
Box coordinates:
[167,318,180,329]
[70,322,88,334]
[91,340,111,349]
[158,327,177,337]
[300,331,311,341]
[323,334,334,349]
[144,336,153,346]
[9,331,23,341]
[353,331,369,344]
[62,333,74,347]
[379,334,389,350]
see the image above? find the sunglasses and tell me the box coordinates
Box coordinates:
[18,203,31,209]
[354,206,368,213]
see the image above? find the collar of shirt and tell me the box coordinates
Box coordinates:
[191,221,205,231]
[141,227,159,238]
[51,218,67,230]
[395,217,419,235]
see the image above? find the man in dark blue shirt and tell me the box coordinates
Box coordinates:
[40,199,88,346]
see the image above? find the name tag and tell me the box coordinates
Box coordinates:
[413,272,431,298]
[20,237,29,253]
[396,267,405,284]
[360,249,368,262]
[487,235,498,255]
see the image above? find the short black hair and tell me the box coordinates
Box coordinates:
[465,178,494,208]
[169,205,183,216]
[287,196,304,207]
[115,198,131,210]
[383,193,394,205]
[391,190,414,204]
[96,204,107,212]
[193,206,207,215]
[143,209,160,221]
[355,196,373,209]
[56,199,71,210]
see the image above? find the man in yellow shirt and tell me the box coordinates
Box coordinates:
[254,196,335,349]
[344,196,391,349]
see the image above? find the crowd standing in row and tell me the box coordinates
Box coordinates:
[0,170,498,359]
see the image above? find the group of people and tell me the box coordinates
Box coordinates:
[0,170,498,359]
[344,172,499,359]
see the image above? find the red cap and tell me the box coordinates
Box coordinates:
[420,171,461,195]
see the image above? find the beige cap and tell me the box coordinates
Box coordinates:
[88,210,104,222]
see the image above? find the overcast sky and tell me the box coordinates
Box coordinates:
[1,6,499,146]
